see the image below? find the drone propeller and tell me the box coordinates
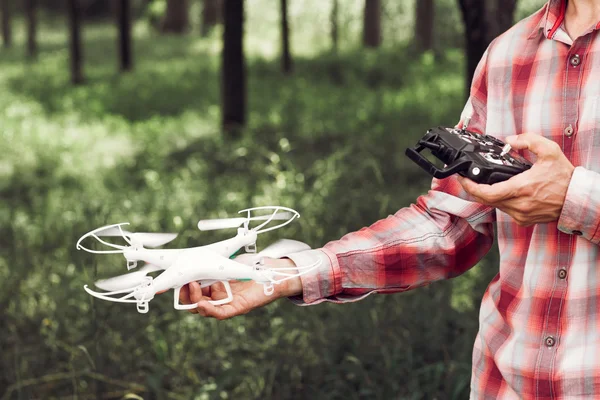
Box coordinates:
[198,212,294,231]
[95,263,164,292]
[96,226,178,248]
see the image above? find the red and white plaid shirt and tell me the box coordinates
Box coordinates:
[287,1,600,398]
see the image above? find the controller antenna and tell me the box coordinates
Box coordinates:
[463,117,471,132]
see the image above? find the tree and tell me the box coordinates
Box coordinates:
[161,0,189,34]
[280,0,292,73]
[1,0,11,48]
[489,0,518,41]
[26,0,37,57]
[363,0,381,48]
[222,0,246,132]
[117,0,132,71]
[330,0,338,53]
[457,0,517,97]
[201,0,221,37]
[415,0,434,52]
[68,0,83,84]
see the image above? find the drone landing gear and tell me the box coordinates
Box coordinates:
[137,302,149,313]
[173,280,234,310]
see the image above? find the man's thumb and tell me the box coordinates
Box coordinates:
[505,133,557,157]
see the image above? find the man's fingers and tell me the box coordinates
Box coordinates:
[505,133,559,158]
[189,281,204,303]
[458,175,518,204]
[179,284,200,314]
[179,284,191,304]
[196,301,239,320]
[209,281,231,301]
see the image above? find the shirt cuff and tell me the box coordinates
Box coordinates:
[557,166,600,244]
[285,248,342,305]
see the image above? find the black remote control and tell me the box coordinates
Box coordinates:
[406,126,532,185]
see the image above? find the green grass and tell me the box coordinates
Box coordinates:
[0,12,499,400]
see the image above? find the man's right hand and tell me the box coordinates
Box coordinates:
[178,258,302,320]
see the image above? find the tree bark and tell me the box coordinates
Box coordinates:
[201,0,221,37]
[457,0,517,98]
[491,0,518,37]
[415,0,434,52]
[222,0,246,132]
[280,0,292,73]
[330,0,338,53]
[117,0,132,71]
[363,0,381,48]
[161,0,189,34]
[1,0,11,48]
[26,0,37,57]
[68,0,84,84]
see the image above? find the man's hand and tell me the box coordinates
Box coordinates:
[178,258,302,320]
[457,133,575,227]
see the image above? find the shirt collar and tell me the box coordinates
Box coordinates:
[528,0,566,40]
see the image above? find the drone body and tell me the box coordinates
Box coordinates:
[118,228,258,271]
[77,207,316,313]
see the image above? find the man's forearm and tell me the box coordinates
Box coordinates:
[280,175,497,305]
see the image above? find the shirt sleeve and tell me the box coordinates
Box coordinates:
[557,167,600,245]
[286,50,495,305]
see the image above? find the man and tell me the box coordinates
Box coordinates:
[181,0,600,397]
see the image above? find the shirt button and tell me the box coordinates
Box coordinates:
[564,125,574,137]
[558,268,567,279]
[570,54,581,67]
[545,336,556,347]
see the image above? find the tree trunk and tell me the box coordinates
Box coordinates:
[415,0,434,52]
[280,0,292,74]
[222,0,246,133]
[161,0,189,34]
[26,0,37,57]
[68,0,84,84]
[117,0,132,71]
[457,0,517,98]
[1,0,11,48]
[491,0,518,37]
[330,0,338,53]
[201,0,221,37]
[363,0,381,48]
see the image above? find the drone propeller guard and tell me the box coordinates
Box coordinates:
[76,223,178,270]
[238,206,300,234]
[76,223,132,254]
[197,206,300,234]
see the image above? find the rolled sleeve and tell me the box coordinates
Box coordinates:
[558,167,600,245]
[286,248,341,305]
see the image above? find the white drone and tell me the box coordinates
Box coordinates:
[77,206,316,313]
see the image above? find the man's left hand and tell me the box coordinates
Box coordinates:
[457,133,575,227]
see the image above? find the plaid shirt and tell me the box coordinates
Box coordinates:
[287,1,600,398]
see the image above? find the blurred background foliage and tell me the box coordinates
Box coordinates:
[1,0,546,399]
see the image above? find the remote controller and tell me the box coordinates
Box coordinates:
[406,126,532,185]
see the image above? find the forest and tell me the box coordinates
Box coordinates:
[1,0,546,399]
